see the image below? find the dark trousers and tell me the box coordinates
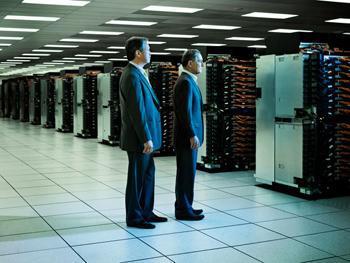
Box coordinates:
[125,151,155,224]
[175,147,198,216]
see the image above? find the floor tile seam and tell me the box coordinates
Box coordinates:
[0,244,70,257]
[301,256,348,263]
[120,255,175,263]
[289,235,340,257]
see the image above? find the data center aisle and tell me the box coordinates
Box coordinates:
[0,118,349,263]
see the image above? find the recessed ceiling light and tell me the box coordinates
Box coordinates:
[75,54,102,57]
[7,59,30,62]
[63,57,87,60]
[343,32,350,35]
[242,12,298,19]
[268,29,313,33]
[14,56,40,59]
[158,34,198,38]
[225,37,264,41]
[108,58,128,61]
[325,18,350,24]
[0,36,23,40]
[1,62,23,64]
[148,41,166,45]
[142,5,202,13]
[79,30,124,36]
[0,27,39,32]
[95,61,110,63]
[23,53,50,56]
[0,43,12,46]
[90,51,119,54]
[4,15,60,21]
[0,49,2,51]
[164,48,188,51]
[53,60,75,63]
[192,43,226,46]
[22,0,90,6]
[44,44,78,48]
[60,38,98,42]
[193,24,241,30]
[105,20,157,26]
[318,0,350,3]
[107,46,124,49]
[32,49,63,52]
[151,52,171,55]
[248,45,267,48]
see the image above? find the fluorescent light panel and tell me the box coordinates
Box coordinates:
[248,45,267,48]
[0,27,38,32]
[158,34,198,38]
[269,29,313,33]
[23,53,50,56]
[7,59,30,62]
[75,54,101,57]
[225,36,264,41]
[193,24,241,30]
[32,49,63,52]
[0,43,12,46]
[95,61,110,63]
[45,44,78,48]
[105,20,157,26]
[151,52,171,55]
[53,60,75,63]
[164,48,188,51]
[148,41,166,45]
[1,62,23,64]
[107,46,124,49]
[318,0,350,3]
[108,58,127,61]
[90,51,119,54]
[63,57,87,60]
[0,36,23,40]
[60,38,98,42]
[79,30,124,35]
[43,62,64,65]
[22,0,90,6]
[325,18,350,24]
[14,56,40,59]
[142,5,202,13]
[343,32,350,35]
[192,43,226,46]
[4,15,60,21]
[242,12,298,19]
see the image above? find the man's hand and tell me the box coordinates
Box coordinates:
[190,136,200,149]
[143,140,154,154]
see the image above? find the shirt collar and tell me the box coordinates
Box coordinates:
[129,61,146,75]
[182,68,198,82]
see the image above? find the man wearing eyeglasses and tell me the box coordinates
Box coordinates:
[119,36,167,229]
[173,49,205,221]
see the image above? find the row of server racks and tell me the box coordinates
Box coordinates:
[255,50,350,195]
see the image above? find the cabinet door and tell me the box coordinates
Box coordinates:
[275,123,303,187]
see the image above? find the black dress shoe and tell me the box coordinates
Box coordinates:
[127,221,155,229]
[192,209,203,215]
[146,215,168,223]
[176,214,205,221]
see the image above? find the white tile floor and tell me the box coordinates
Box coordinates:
[0,119,349,263]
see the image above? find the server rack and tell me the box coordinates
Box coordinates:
[3,80,11,118]
[19,77,30,122]
[73,68,101,138]
[200,57,256,172]
[29,76,41,125]
[97,67,122,145]
[149,62,178,155]
[10,80,20,120]
[55,71,77,133]
[41,75,57,128]
[0,81,4,117]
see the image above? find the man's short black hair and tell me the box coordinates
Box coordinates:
[181,49,201,67]
[125,36,148,61]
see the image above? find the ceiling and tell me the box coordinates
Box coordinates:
[0,0,349,77]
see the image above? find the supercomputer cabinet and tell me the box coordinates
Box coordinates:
[3,80,11,118]
[0,81,4,117]
[41,78,56,128]
[10,80,20,120]
[19,78,30,122]
[29,77,41,125]
[55,77,74,132]
[197,63,207,164]
[97,70,121,145]
[73,73,98,138]
[255,53,314,190]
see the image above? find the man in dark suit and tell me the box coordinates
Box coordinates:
[174,49,205,221]
[119,37,167,229]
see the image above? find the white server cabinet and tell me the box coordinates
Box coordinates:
[97,73,111,143]
[73,76,83,136]
[197,63,207,164]
[255,55,276,184]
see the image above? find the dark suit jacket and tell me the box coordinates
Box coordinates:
[174,72,204,148]
[119,63,162,152]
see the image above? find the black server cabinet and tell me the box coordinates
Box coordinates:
[0,80,6,117]
[109,69,122,144]
[19,77,30,122]
[10,80,20,120]
[56,76,75,132]
[41,77,56,128]
[3,80,12,118]
[29,77,41,125]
